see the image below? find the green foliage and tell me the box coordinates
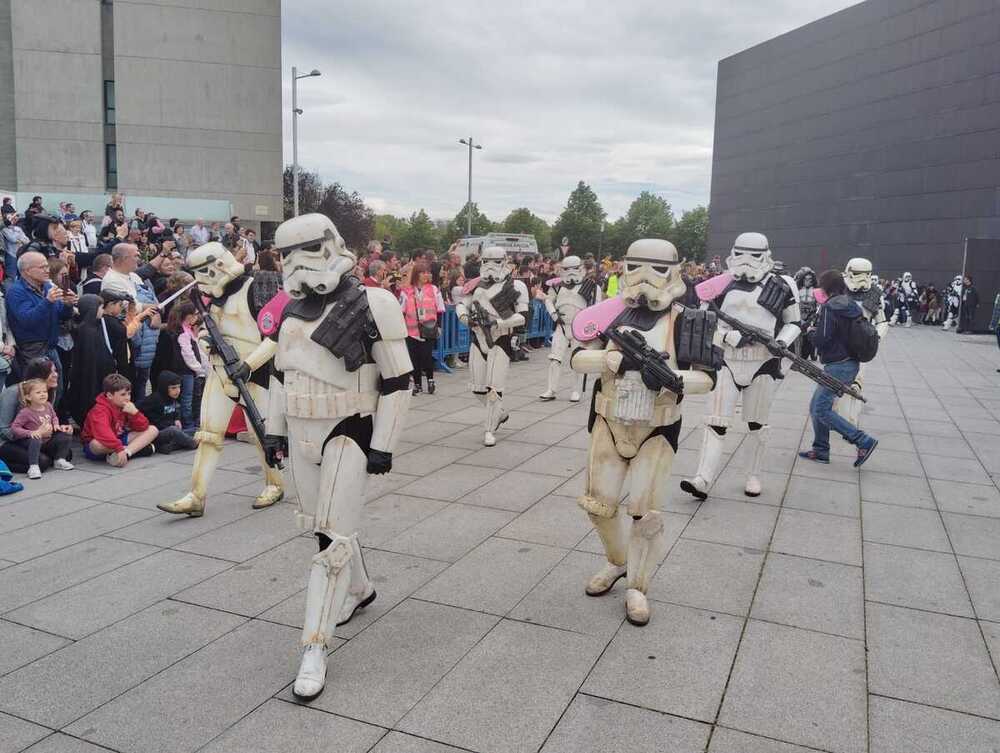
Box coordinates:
[501,208,551,255]
[608,191,675,258]
[374,214,408,247]
[395,209,439,256]
[282,166,375,251]
[440,202,496,250]
[674,206,710,261]
[551,182,607,258]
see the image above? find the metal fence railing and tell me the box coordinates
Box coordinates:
[433,300,554,373]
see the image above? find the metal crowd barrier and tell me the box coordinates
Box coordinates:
[433,300,554,373]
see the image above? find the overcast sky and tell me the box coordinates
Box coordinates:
[282,1,858,223]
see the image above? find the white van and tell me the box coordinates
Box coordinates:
[454,233,538,262]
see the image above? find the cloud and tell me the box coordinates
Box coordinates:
[282,0,857,223]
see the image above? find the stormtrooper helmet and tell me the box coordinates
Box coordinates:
[620,239,685,311]
[186,242,246,298]
[273,213,356,300]
[902,272,913,284]
[953,275,963,291]
[479,246,510,284]
[560,255,584,286]
[796,266,818,289]
[726,232,773,283]
[844,258,873,292]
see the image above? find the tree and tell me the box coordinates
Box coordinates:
[610,191,675,258]
[551,181,607,258]
[440,202,495,250]
[396,209,439,256]
[282,166,324,218]
[281,165,375,251]
[674,206,710,261]
[501,208,551,255]
[374,214,408,248]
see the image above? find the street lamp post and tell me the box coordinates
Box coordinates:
[292,66,322,217]
[458,137,482,236]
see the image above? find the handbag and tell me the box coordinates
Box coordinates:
[418,319,439,340]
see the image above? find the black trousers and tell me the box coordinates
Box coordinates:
[406,337,435,384]
[7,432,72,470]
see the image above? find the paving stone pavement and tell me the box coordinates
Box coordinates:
[2,327,1000,752]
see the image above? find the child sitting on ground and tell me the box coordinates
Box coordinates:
[10,378,75,479]
[81,373,159,467]
[137,371,198,454]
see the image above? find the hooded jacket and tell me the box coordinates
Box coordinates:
[810,294,864,364]
[81,393,150,453]
[138,371,182,429]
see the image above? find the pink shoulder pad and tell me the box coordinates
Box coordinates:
[695,273,734,302]
[546,276,562,287]
[257,290,290,337]
[814,289,829,305]
[462,277,480,296]
[573,296,627,342]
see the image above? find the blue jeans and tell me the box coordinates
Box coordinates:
[809,360,872,457]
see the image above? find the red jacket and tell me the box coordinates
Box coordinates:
[81,394,150,452]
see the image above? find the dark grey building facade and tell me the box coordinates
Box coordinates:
[708,0,1000,284]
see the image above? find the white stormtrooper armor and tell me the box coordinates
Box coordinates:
[682,232,802,500]
[157,242,283,517]
[943,275,963,330]
[539,256,600,403]
[836,257,888,426]
[890,272,918,327]
[571,239,718,626]
[264,214,412,700]
[456,246,529,446]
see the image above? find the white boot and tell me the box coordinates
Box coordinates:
[157,492,205,518]
[335,538,377,626]
[624,512,664,626]
[484,396,508,447]
[539,360,561,401]
[625,588,651,626]
[744,426,769,498]
[680,427,726,500]
[293,643,328,700]
[585,562,627,596]
[253,485,283,509]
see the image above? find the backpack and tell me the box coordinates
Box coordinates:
[847,315,879,362]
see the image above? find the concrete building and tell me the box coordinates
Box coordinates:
[708,0,1000,282]
[0,0,282,225]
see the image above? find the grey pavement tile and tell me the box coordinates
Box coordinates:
[858,414,910,434]
[174,537,314,617]
[0,495,97,535]
[864,543,973,616]
[869,695,1000,753]
[790,454,860,484]
[6,549,232,639]
[708,728,819,753]
[576,511,688,560]
[955,417,1000,436]
[3,468,107,503]
[921,453,992,484]
[666,447,702,478]
[856,448,924,477]
[108,493,259,547]
[0,620,70,677]
[457,469,567,512]
[508,550,625,639]
[556,428,591,449]
[984,621,1000,677]
[542,694,710,753]
[913,434,976,459]
[966,433,1000,473]
[21,735,110,753]
[506,420,579,446]
[399,619,602,753]
[863,431,917,454]
[767,426,807,450]
[908,419,964,438]
[958,556,1000,622]
[682,499,778,549]
[650,539,765,617]
[200,699,384,753]
[389,445,474,477]
[292,599,497,727]
[517,446,589,477]
[173,504,302,562]
[380,503,515,562]
[113,468,263,510]
[456,440,550,470]
[752,553,864,639]
[551,469,585,499]
[0,503,158,563]
[784,476,859,517]
[360,494,450,547]
[942,512,1000,559]
[719,620,867,753]
[65,619,300,753]
[415,536,566,615]
[0,536,157,613]
[728,442,796,476]
[772,508,862,566]
[392,463,505,503]
[369,732,470,753]
[496,494,592,549]
[867,602,1000,718]
[0,560,11,569]
[67,460,194,501]
[930,478,1000,517]
[364,471,421,502]
[862,502,952,553]
[0,712,49,753]
[583,603,743,722]
[711,468,789,506]
[859,471,935,508]
[0,602,244,728]
[431,423,515,451]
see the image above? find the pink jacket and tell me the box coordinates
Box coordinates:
[399,284,445,339]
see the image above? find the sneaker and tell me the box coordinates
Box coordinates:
[53,458,74,471]
[133,444,156,459]
[798,450,830,464]
[27,464,41,479]
[427,379,436,395]
[412,383,422,395]
[854,439,878,467]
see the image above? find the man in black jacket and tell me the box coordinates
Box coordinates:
[957,275,979,334]
[799,270,878,467]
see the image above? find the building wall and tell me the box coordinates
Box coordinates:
[709,0,1000,282]
[113,0,283,222]
[0,2,17,189]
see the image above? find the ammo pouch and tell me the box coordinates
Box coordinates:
[310,283,376,372]
[490,280,519,319]
[677,309,724,370]
[578,278,597,306]
[757,275,791,317]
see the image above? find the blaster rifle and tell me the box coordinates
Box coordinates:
[707,303,867,403]
[604,326,685,396]
[191,294,283,466]
[468,301,496,349]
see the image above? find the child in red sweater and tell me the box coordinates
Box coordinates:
[11,378,75,479]
[82,374,159,467]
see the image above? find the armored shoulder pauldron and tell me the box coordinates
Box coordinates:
[757,275,791,317]
[578,278,597,306]
[309,279,378,372]
[490,279,519,318]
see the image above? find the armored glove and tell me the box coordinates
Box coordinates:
[367,448,393,475]
[262,434,288,467]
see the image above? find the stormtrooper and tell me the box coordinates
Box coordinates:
[570,239,720,626]
[261,213,412,700]
[890,272,918,327]
[681,232,802,500]
[456,246,530,446]
[539,255,599,403]
[943,275,963,330]
[837,258,888,426]
[157,242,283,517]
